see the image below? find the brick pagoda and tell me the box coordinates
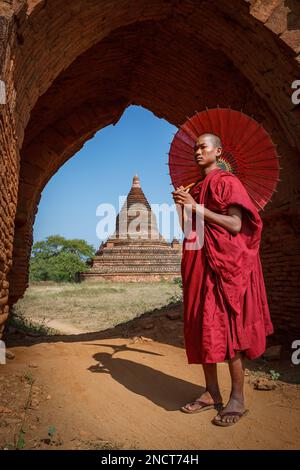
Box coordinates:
[81,175,181,281]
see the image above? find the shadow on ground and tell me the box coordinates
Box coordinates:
[6,301,300,386]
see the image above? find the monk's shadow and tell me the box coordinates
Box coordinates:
[88,350,204,411]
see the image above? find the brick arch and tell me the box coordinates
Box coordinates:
[0,0,300,340]
[7,0,300,149]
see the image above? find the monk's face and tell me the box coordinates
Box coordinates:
[194,135,221,168]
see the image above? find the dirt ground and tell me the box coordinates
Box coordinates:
[1,304,300,450]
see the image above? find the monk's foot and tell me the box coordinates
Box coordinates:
[213,396,249,426]
[181,390,223,414]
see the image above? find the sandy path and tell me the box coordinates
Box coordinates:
[6,337,300,450]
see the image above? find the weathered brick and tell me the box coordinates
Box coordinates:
[0,0,299,344]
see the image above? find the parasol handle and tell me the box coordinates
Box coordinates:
[181,178,202,192]
[182,182,195,191]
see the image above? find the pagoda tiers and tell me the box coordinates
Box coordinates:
[81,175,182,281]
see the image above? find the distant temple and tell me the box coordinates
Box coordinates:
[80,175,182,281]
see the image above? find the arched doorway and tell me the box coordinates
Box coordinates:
[0,0,299,341]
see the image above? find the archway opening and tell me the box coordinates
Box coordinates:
[13,105,183,335]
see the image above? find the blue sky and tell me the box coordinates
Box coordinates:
[33,105,182,250]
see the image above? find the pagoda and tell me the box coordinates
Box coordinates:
[80,175,181,281]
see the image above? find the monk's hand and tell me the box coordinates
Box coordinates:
[172,186,186,204]
[172,186,196,209]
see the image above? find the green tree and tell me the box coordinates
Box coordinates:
[29,235,95,282]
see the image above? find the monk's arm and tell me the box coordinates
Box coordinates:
[203,205,242,235]
[172,188,242,235]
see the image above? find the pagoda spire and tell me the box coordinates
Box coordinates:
[132,175,141,188]
[114,175,162,240]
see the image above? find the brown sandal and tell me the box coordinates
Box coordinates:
[181,399,223,414]
[212,409,249,426]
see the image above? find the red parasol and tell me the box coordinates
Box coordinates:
[168,108,281,211]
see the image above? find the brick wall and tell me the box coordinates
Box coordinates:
[0,0,299,342]
[0,1,21,336]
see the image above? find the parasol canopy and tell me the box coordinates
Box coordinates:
[168,108,281,211]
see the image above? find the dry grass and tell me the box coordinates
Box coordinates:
[14,280,182,333]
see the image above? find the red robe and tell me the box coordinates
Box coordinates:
[181,167,274,364]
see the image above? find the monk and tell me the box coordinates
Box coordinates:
[172,133,274,426]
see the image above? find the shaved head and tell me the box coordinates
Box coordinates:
[198,133,222,149]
